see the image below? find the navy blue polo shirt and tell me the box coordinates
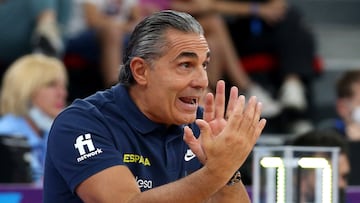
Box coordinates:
[43,84,203,202]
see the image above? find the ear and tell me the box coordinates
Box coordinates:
[130,57,148,85]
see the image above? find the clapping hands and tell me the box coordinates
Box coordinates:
[184,80,266,175]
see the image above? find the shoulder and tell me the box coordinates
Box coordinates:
[63,87,117,117]
[49,88,120,142]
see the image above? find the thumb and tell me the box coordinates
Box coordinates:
[183,126,206,164]
[195,119,212,143]
[183,120,211,164]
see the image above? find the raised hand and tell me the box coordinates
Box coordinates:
[184,80,266,172]
[202,80,239,135]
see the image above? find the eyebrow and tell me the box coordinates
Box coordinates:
[172,51,210,62]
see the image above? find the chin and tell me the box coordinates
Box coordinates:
[180,115,197,124]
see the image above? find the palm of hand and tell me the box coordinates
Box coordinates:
[183,81,239,163]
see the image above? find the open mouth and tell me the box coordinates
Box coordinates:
[179,97,198,105]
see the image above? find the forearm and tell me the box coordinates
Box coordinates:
[129,167,230,203]
[207,181,250,203]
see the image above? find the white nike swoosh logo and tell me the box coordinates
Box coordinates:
[184,149,196,161]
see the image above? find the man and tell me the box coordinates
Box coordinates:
[141,0,283,118]
[334,70,360,140]
[290,129,350,203]
[43,10,266,202]
[164,0,318,133]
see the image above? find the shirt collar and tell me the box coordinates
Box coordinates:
[113,84,180,135]
[113,84,203,136]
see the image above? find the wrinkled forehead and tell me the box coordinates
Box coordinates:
[164,29,210,59]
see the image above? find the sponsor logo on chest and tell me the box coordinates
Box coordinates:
[123,154,151,166]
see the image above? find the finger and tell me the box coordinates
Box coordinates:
[195,119,212,143]
[203,93,215,122]
[183,126,198,146]
[236,96,258,132]
[183,126,206,163]
[225,86,239,119]
[253,100,263,126]
[226,95,246,130]
[194,119,213,162]
[249,117,267,147]
[254,102,266,138]
[214,80,226,119]
[246,100,264,138]
[253,118,267,142]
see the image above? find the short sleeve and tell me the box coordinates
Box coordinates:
[47,105,123,192]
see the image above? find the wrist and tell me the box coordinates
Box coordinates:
[227,170,242,186]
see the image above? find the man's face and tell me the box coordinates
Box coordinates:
[137,29,210,125]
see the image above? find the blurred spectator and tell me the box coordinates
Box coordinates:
[0,0,70,83]
[222,0,318,133]
[316,70,360,187]
[141,0,282,118]
[330,70,360,141]
[289,129,350,203]
[0,53,68,184]
[65,0,143,88]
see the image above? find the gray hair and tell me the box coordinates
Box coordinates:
[119,10,204,85]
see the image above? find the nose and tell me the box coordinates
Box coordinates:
[191,67,208,89]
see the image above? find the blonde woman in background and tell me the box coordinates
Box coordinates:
[0,53,68,184]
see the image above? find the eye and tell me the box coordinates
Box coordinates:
[202,61,209,70]
[180,62,191,69]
